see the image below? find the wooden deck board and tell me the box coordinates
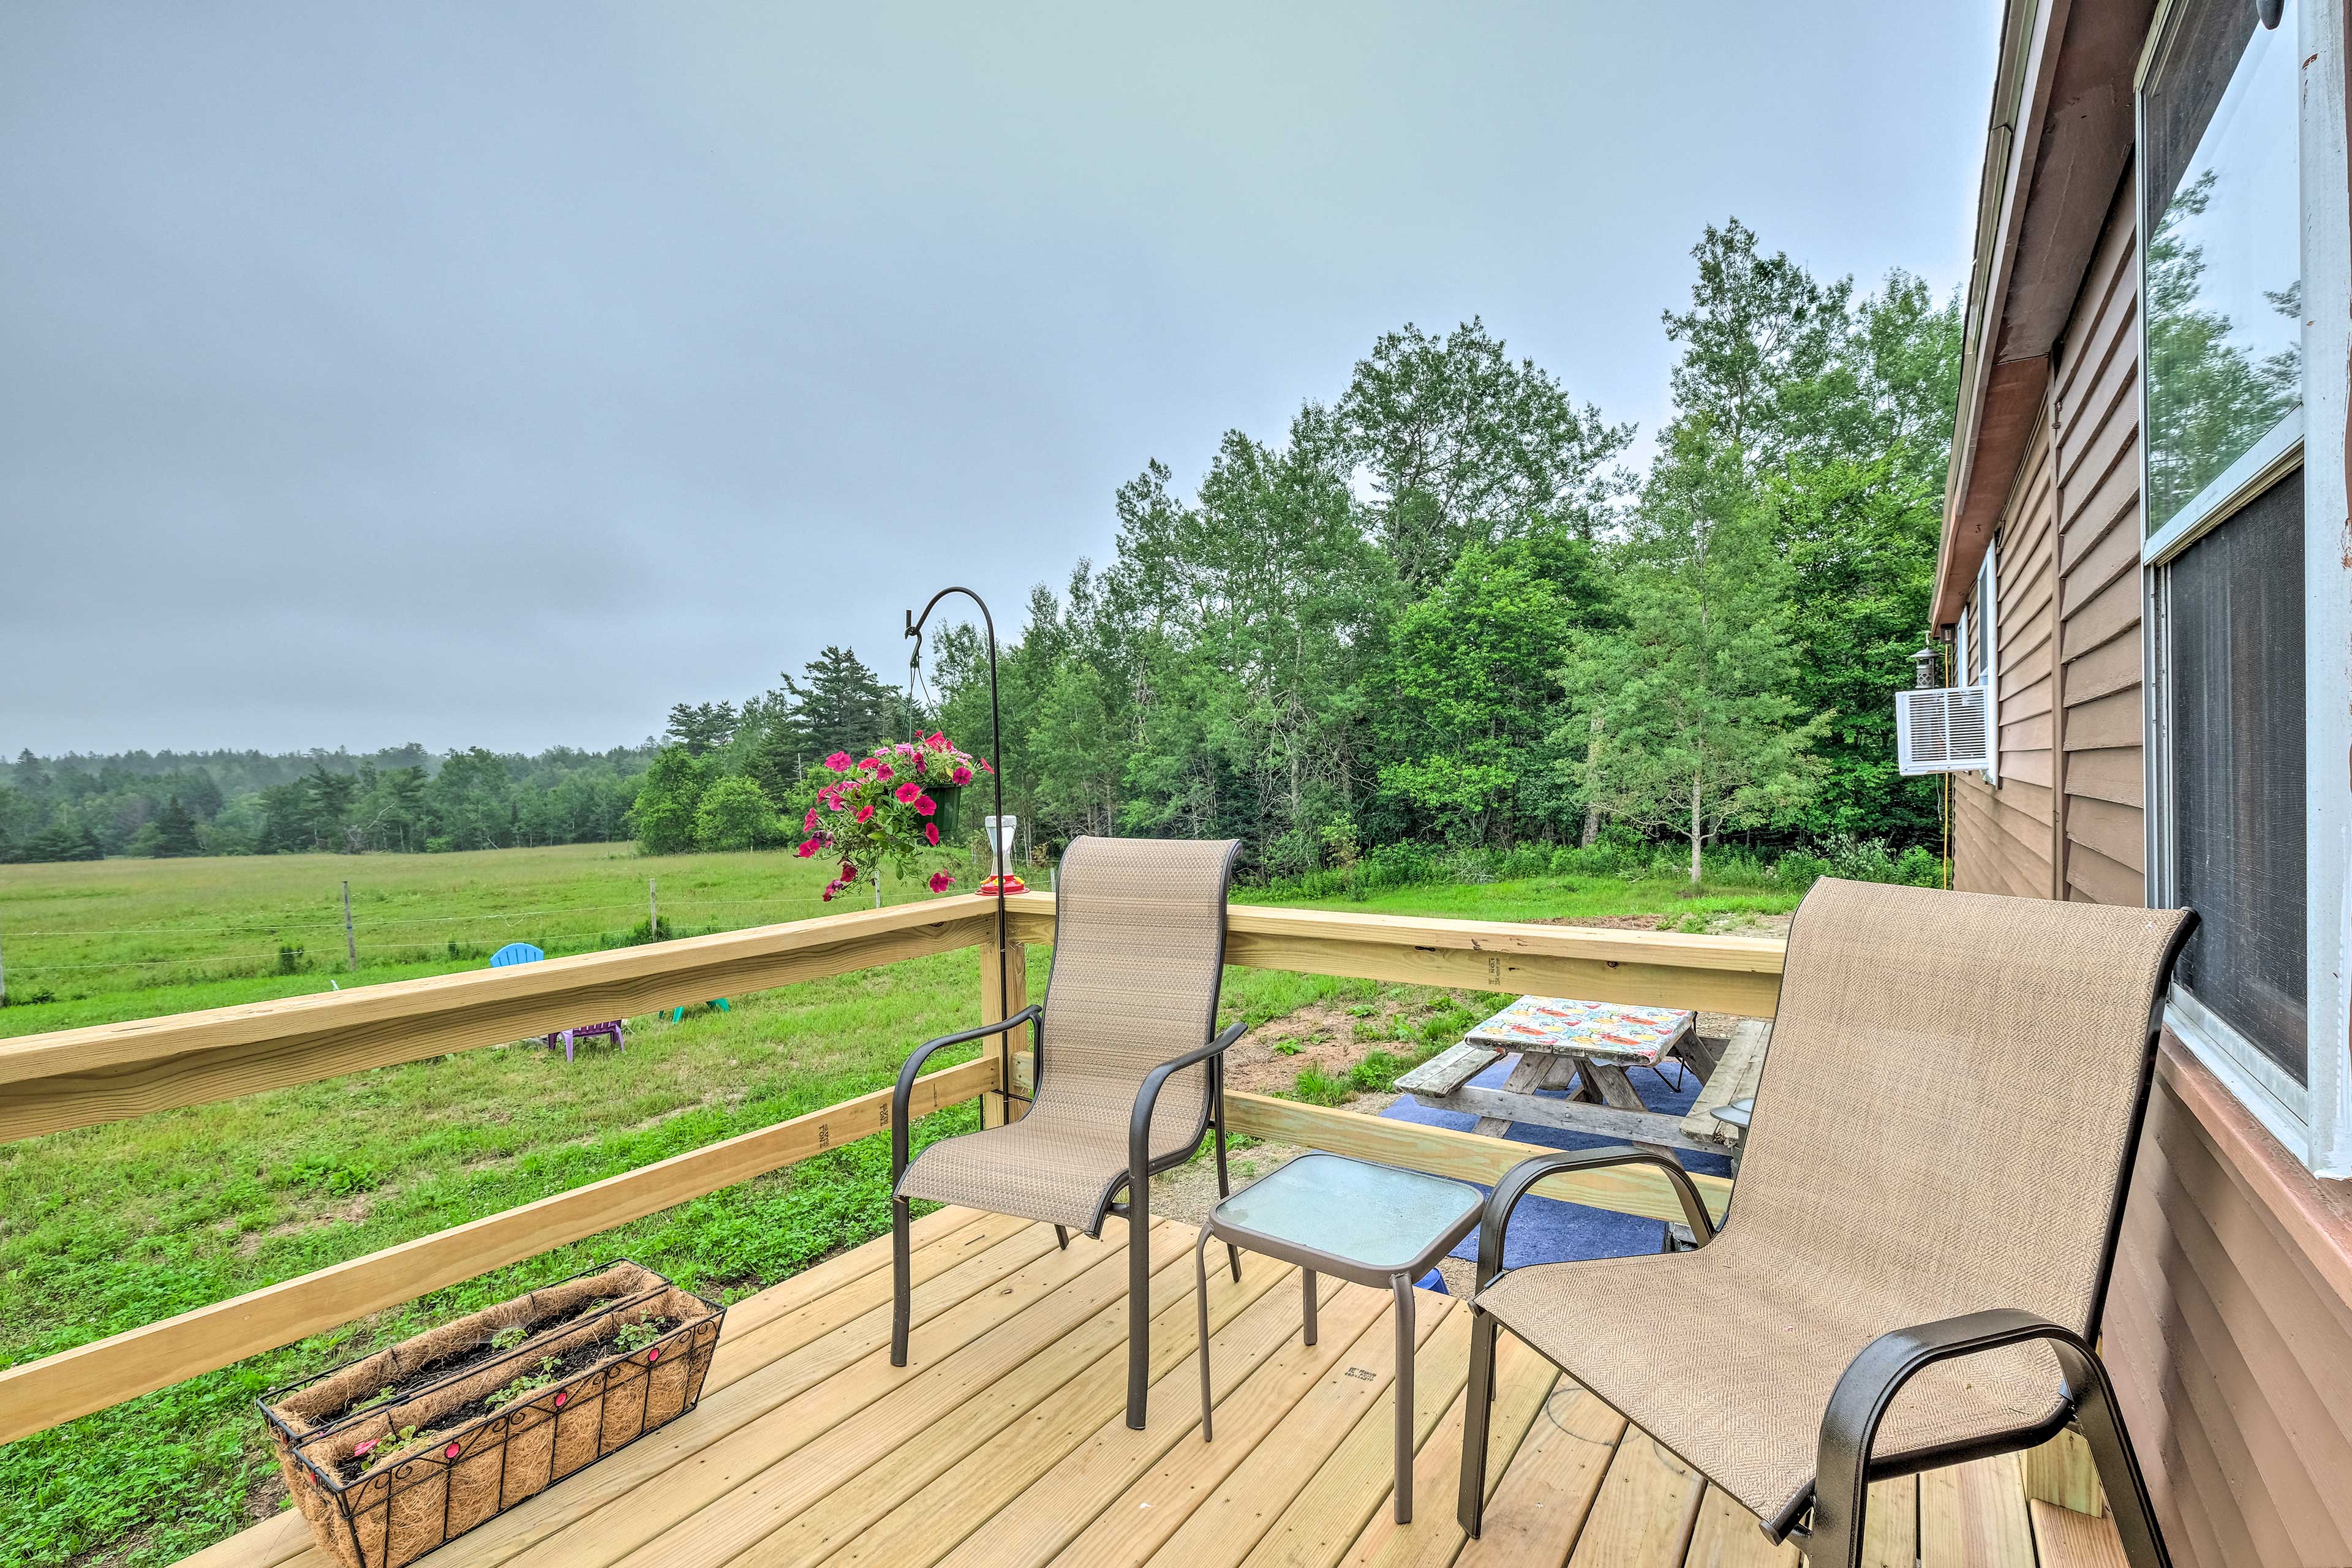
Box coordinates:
[183,1217,2095,1568]
[1140,1295,1465,1568]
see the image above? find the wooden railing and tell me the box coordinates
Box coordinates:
[0,892,1783,1448]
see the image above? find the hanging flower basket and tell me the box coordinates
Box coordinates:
[793,733,990,900]
[259,1261,723,1568]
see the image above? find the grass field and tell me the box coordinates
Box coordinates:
[0,845,1800,1567]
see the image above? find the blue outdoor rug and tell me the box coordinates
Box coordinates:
[1394,1054,1733,1291]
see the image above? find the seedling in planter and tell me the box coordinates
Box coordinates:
[612,1317,672,1355]
[488,1324,528,1352]
[483,1357,564,1409]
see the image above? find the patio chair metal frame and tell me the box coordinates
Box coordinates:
[1457,893,2195,1568]
[888,837,1246,1430]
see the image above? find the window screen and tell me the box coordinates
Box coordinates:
[2168,469,2307,1082]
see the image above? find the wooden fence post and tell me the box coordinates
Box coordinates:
[978,926,1028,1127]
[342,881,358,972]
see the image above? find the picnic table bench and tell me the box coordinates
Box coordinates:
[1396,997,1771,1167]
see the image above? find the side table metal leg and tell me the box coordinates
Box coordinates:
[1302,1267,1317,1346]
[1194,1224,1216,1441]
[1392,1273,1415,1523]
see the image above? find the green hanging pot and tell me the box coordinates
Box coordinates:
[927,785,963,840]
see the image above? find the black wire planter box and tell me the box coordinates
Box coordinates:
[260,1261,724,1568]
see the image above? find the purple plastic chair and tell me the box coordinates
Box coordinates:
[489,943,625,1062]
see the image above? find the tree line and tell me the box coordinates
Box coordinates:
[910,219,1960,881]
[0,743,654,861]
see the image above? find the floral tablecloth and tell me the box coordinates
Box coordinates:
[1463,996,1697,1065]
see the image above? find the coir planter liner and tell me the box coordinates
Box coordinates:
[260,1261,723,1568]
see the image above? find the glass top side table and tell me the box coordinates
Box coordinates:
[1193,1152,1485,1523]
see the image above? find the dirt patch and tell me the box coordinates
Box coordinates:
[1539,914,1668,930]
[1537,911,1791,938]
[1219,1005,1367,1094]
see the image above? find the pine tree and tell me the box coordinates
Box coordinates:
[151,795,202,857]
[782,647,897,760]
[663,701,738,755]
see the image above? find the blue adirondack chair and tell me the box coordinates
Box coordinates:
[668,998,731,1022]
[489,943,624,1062]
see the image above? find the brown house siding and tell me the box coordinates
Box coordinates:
[2106,1046,2352,1568]
[1948,165,2352,1567]
[2049,176,2146,908]
[1953,414,2058,899]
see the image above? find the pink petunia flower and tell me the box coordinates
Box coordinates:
[915,795,937,816]
[796,837,821,858]
[872,762,894,782]
[928,870,956,893]
[827,794,846,810]
[979,758,995,773]
[926,731,949,750]
[924,821,941,845]
[822,881,839,902]
[856,756,876,772]
[949,766,973,785]
[894,781,921,803]
[824,751,853,772]
[855,804,875,823]
[804,808,818,831]
[839,862,858,881]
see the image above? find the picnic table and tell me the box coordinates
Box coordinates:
[1395,995,1771,1168]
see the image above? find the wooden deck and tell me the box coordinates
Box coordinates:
[184,1210,2125,1568]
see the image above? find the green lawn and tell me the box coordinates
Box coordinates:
[0,847,1798,1567]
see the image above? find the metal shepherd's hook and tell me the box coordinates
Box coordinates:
[905,587,1016,1106]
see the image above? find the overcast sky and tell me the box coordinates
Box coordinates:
[1,2,1998,758]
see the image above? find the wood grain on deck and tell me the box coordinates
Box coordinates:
[183,1213,2119,1568]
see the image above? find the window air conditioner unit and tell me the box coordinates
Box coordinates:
[1895,686,1992,776]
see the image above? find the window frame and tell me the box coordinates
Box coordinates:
[1978,533,2000,786]
[2138,0,2352,1177]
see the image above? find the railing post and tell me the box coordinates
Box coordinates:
[979,929,1029,1126]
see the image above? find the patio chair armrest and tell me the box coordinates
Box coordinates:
[891,1004,1043,1180]
[1127,1020,1248,1182]
[1795,1309,2114,1566]
[1476,1147,1717,1291]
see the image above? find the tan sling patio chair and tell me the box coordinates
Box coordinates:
[889,835,1246,1430]
[1458,878,2196,1568]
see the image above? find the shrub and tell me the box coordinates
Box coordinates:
[1894,846,1943,886]
[1364,841,1439,890]
[1771,850,1831,888]
[1496,845,1549,880]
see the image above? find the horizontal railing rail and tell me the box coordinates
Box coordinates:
[0,888,1782,1451]
[0,899,999,1145]
[1003,894,1785,1017]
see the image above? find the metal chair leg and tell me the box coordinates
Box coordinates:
[1392,1273,1415,1523]
[1054,1225,1069,1251]
[1126,1196,1150,1429]
[889,1193,912,1367]
[1458,1304,1499,1537]
[1303,1268,1318,1345]
[2070,1359,2174,1568]
[1194,1224,1216,1442]
[1212,1063,1240,1281]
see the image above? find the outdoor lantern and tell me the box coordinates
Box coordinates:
[982,815,1027,895]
